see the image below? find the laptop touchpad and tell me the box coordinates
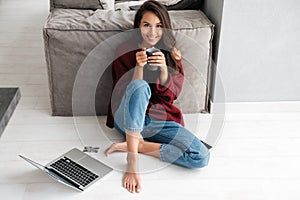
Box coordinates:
[78,156,112,176]
[66,149,86,161]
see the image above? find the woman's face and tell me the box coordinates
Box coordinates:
[139,11,163,48]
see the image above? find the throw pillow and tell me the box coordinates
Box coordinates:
[156,0,182,6]
[52,0,103,10]
[158,0,203,10]
[101,0,115,10]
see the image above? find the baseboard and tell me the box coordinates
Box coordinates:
[210,101,300,114]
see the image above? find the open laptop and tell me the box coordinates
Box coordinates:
[19,148,113,191]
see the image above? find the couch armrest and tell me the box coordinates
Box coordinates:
[49,0,104,11]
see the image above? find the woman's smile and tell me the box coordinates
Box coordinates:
[146,34,159,43]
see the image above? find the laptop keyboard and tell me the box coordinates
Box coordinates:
[50,157,99,187]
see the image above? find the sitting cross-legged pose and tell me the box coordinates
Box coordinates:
[105,0,210,194]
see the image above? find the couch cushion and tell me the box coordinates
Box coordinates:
[43,9,214,116]
[157,0,182,6]
[101,0,115,10]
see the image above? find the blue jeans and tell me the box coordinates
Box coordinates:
[114,79,210,168]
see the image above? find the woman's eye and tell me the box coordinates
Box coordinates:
[157,25,162,28]
[144,24,150,28]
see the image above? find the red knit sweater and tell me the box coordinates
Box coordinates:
[106,40,185,128]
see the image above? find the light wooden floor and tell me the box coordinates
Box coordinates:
[1,0,300,199]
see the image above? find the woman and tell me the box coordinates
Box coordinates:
[105,0,210,193]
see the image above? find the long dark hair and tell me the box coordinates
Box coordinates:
[134,0,181,72]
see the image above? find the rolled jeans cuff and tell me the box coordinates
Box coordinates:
[159,144,168,162]
[124,127,144,133]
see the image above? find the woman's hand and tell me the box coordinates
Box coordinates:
[132,48,147,81]
[148,51,168,85]
[148,51,167,71]
[136,48,147,67]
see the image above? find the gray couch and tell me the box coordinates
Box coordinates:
[43,0,214,116]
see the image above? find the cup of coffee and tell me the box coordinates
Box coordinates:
[145,47,161,71]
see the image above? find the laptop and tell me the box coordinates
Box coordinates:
[19,148,113,191]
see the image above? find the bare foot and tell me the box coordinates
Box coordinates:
[105,139,145,156]
[123,172,141,193]
[123,153,141,193]
[104,142,127,156]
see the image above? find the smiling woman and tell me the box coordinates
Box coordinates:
[133,1,181,74]
[105,0,210,194]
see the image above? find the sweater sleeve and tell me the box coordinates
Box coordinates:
[154,60,184,103]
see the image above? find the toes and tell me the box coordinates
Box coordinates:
[123,178,128,188]
[125,182,132,193]
[123,180,136,193]
[123,178,131,193]
[129,182,134,193]
[136,185,141,193]
[128,184,132,193]
[104,149,109,156]
[122,173,141,193]
[104,148,111,156]
[104,143,116,156]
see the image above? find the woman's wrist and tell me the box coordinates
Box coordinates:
[160,65,168,72]
[132,65,144,81]
[159,65,168,85]
[135,65,144,69]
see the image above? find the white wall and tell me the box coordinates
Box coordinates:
[204,0,300,103]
